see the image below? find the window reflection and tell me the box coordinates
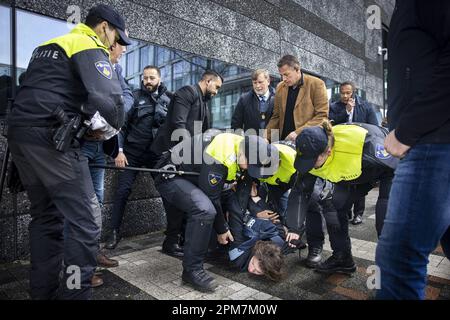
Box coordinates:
[0,4,11,117]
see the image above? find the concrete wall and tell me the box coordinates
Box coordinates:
[0,0,395,262]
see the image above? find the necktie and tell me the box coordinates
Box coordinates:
[259,96,267,121]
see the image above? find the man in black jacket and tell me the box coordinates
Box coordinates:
[7,4,130,300]
[329,81,379,225]
[376,0,450,300]
[105,65,172,249]
[151,70,223,256]
[231,69,275,132]
[151,70,223,156]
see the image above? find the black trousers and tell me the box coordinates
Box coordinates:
[306,177,392,255]
[110,150,158,231]
[8,126,101,300]
[156,177,216,271]
[344,196,366,218]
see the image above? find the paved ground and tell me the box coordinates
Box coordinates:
[1,190,449,300]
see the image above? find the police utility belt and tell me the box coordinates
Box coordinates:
[51,106,90,152]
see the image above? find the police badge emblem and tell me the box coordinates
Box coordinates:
[95,61,113,80]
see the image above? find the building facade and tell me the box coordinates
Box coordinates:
[0,0,395,262]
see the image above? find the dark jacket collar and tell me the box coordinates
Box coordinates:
[140,81,168,99]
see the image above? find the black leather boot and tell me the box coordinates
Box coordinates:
[315,252,356,274]
[182,269,217,292]
[182,217,216,292]
[305,246,323,268]
[105,229,121,250]
[162,240,184,257]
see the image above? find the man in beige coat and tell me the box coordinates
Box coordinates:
[266,55,329,142]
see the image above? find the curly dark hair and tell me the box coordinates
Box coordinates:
[252,241,285,282]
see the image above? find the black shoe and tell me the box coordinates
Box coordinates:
[351,215,363,225]
[182,269,217,292]
[105,229,121,250]
[315,252,356,274]
[305,247,323,268]
[162,241,184,257]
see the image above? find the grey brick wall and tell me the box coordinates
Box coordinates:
[0,0,395,262]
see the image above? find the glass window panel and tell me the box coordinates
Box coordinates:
[126,50,139,77]
[157,47,171,66]
[140,45,154,70]
[0,5,11,117]
[16,9,69,71]
[160,65,172,92]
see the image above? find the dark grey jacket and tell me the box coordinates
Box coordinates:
[119,82,172,158]
[329,95,378,126]
[231,87,275,132]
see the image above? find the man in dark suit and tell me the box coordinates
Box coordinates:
[151,70,223,156]
[329,81,379,225]
[151,69,223,257]
[231,69,275,133]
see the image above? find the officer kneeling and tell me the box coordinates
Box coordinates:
[154,133,279,292]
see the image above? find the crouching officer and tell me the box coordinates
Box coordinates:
[289,120,397,274]
[7,4,130,299]
[154,132,279,292]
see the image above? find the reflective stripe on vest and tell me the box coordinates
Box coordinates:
[42,23,109,58]
[205,133,244,181]
[260,143,296,185]
[309,124,367,183]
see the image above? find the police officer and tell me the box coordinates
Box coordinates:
[105,65,172,249]
[255,141,311,250]
[290,120,397,274]
[7,4,130,299]
[154,133,279,292]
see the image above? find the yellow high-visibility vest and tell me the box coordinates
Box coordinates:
[42,23,109,58]
[260,143,296,185]
[205,133,244,181]
[309,125,367,182]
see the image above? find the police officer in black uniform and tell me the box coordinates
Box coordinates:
[7,4,130,299]
[105,65,172,249]
[154,133,279,292]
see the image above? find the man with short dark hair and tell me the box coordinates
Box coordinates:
[329,81,378,225]
[151,69,223,257]
[7,4,130,299]
[266,55,328,142]
[105,65,172,249]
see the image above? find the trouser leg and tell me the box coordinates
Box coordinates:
[156,178,216,272]
[8,127,100,300]
[305,202,325,249]
[10,145,64,299]
[163,198,184,245]
[375,176,392,237]
[353,196,365,217]
[376,144,450,299]
[110,168,139,231]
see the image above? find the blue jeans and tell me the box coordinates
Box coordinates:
[81,141,106,206]
[376,144,450,299]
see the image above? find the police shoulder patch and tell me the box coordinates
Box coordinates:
[375,143,391,160]
[208,173,223,187]
[95,61,112,80]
